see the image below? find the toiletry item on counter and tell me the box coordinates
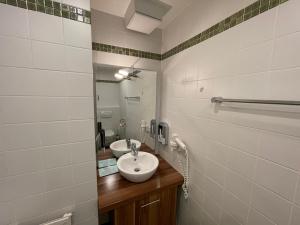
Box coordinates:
[98,122,106,148]
[99,165,118,177]
[98,158,118,177]
[98,158,117,168]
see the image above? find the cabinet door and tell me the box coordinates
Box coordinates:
[114,202,135,225]
[135,187,177,225]
[135,192,160,225]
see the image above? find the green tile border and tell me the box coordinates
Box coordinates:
[92,0,288,61]
[92,42,162,61]
[161,0,289,60]
[1,0,287,60]
[0,0,91,24]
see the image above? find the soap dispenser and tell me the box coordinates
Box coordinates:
[158,122,168,145]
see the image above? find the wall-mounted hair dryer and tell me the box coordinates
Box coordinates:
[170,134,187,150]
[170,133,189,199]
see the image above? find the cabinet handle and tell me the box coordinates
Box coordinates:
[141,199,160,208]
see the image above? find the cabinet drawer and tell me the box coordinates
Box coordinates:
[135,188,177,225]
[135,192,161,225]
[136,192,160,207]
[114,187,178,225]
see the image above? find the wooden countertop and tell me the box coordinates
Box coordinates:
[97,145,184,213]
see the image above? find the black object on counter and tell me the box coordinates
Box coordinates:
[98,122,106,148]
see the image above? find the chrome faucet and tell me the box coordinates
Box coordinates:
[126,138,131,149]
[131,143,138,158]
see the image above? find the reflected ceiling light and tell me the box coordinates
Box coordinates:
[114,73,124,80]
[118,69,129,77]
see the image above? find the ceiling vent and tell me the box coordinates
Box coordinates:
[124,0,171,34]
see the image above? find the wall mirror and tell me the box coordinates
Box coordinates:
[94,64,158,157]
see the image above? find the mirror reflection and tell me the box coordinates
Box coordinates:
[94,64,157,157]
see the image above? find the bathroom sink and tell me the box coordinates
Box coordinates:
[117,152,159,183]
[110,139,141,158]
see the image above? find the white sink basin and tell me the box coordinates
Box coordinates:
[110,139,141,158]
[117,152,159,183]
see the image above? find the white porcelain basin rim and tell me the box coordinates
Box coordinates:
[117,152,158,174]
[117,152,159,183]
[110,139,141,151]
[110,139,141,158]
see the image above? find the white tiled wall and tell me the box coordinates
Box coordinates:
[160,0,300,225]
[91,9,162,72]
[119,70,157,149]
[95,82,121,132]
[91,9,161,54]
[0,3,98,225]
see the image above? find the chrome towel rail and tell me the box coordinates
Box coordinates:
[211,97,300,106]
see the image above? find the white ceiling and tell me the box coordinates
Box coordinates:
[91,0,195,29]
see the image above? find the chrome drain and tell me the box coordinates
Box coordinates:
[134,168,141,172]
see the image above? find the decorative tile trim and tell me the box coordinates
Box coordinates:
[94,0,288,61]
[0,0,91,24]
[161,0,289,60]
[92,42,162,61]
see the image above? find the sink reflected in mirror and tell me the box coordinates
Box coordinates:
[94,64,157,153]
[110,139,141,158]
[117,152,159,183]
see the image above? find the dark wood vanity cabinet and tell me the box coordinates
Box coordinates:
[98,147,184,225]
[114,186,177,225]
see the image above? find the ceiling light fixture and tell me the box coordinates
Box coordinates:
[118,69,129,77]
[114,73,124,80]
[124,0,171,34]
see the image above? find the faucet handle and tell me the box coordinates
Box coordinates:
[131,143,138,157]
[126,138,131,150]
[131,143,136,150]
